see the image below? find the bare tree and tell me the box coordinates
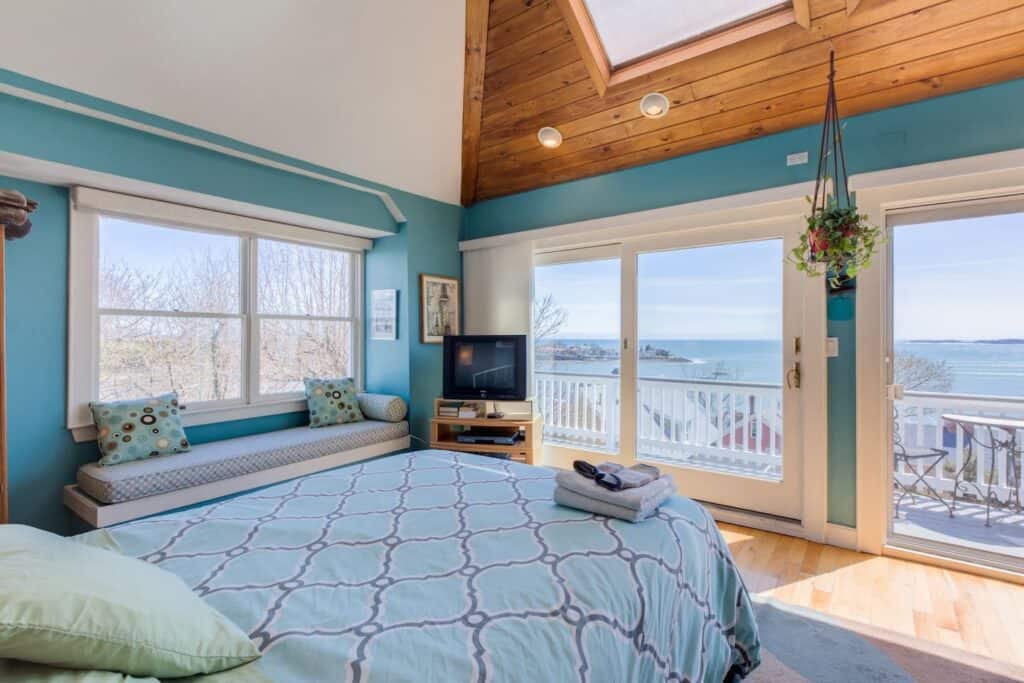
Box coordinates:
[894,353,954,392]
[533,293,568,340]
[98,238,351,403]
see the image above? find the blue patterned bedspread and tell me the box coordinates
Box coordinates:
[98,450,760,682]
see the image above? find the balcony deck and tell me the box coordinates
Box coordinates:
[894,494,1024,560]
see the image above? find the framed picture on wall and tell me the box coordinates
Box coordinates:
[371,289,397,340]
[419,274,459,344]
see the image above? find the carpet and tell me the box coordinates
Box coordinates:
[749,597,1024,682]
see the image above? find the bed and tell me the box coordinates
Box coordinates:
[83,450,760,682]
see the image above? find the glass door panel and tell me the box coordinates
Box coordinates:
[889,207,1024,567]
[533,256,621,454]
[632,234,803,520]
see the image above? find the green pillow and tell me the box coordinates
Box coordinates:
[0,658,273,682]
[89,393,190,465]
[304,377,364,427]
[0,525,260,678]
[0,658,157,682]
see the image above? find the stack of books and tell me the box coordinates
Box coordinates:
[438,401,478,419]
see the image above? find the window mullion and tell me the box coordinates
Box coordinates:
[244,236,260,406]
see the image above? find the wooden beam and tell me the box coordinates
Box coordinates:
[848,0,863,15]
[460,0,490,206]
[554,0,611,95]
[795,0,813,28]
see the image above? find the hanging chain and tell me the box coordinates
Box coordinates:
[811,51,850,214]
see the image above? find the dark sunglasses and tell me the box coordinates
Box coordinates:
[572,460,623,491]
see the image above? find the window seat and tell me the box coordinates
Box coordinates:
[64,395,410,528]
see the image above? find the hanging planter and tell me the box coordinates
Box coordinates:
[789,52,881,290]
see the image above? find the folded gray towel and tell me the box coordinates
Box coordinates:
[555,469,674,511]
[554,485,673,523]
[600,463,661,490]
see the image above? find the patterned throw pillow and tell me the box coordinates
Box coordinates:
[90,393,190,466]
[304,378,364,428]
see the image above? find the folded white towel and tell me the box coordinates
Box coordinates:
[554,484,673,522]
[555,469,675,511]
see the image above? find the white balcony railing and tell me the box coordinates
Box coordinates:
[534,372,1024,500]
[895,391,1024,503]
[534,371,784,479]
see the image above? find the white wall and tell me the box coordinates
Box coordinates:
[462,242,534,336]
[1,1,465,204]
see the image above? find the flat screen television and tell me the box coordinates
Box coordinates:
[443,335,527,401]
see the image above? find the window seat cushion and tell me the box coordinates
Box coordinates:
[77,420,409,504]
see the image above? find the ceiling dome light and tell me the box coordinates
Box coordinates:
[640,92,670,119]
[537,126,563,149]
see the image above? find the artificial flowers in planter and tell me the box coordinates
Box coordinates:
[790,198,881,289]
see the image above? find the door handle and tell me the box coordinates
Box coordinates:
[786,361,801,389]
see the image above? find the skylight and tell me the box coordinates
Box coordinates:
[583,0,791,67]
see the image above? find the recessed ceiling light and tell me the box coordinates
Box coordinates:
[537,126,563,149]
[640,92,670,119]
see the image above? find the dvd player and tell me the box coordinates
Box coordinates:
[455,427,522,446]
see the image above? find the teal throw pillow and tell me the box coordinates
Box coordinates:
[90,392,190,465]
[304,378,364,427]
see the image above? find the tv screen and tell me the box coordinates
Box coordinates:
[443,335,527,400]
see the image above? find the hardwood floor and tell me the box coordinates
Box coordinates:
[719,522,1024,669]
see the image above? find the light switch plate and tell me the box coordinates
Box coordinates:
[826,337,839,357]
[786,151,809,166]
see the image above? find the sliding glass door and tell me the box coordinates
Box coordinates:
[531,220,811,521]
[887,199,1024,569]
[625,224,805,520]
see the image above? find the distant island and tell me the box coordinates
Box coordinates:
[905,339,1024,345]
[536,341,692,363]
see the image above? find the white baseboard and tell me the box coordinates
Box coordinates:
[700,502,804,538]
[64,436,411,528]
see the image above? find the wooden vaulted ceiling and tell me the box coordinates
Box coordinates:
[461,0,1024,205]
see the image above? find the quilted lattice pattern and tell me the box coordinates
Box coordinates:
[77,420,408,504]
[97,451,761,682]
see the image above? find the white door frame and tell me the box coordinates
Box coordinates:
[520,184,829,542]
[853,149,1024,555]
[619,218,815,522]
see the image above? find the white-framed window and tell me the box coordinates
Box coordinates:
[68,187,368,436]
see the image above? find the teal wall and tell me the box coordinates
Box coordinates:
[463,78,1024,527]
[0,72,461,534]
[365,204,463,445]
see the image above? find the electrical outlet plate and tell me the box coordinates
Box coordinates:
[787,151,809,166]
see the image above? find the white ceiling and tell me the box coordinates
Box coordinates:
[1,1,465,204]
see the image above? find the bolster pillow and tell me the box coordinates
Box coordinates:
[357,393,408,422]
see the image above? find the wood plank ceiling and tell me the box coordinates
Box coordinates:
[461,0,1024,204]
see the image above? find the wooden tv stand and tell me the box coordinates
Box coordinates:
[429,400,541,465]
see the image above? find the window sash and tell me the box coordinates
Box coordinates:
[69,195,364,433]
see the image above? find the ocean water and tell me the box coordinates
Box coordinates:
[537,339,782,384]
[536,339,1024,397]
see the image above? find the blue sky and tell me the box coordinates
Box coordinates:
[536,211,1024,342]
[534,239,782,340]
[894,212,1024,341]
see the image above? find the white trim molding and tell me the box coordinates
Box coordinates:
[460,180,816,252]
[0,152,391,241]
[72,186,374,251]
[0,81,407,224]
[852,147,1024,556]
